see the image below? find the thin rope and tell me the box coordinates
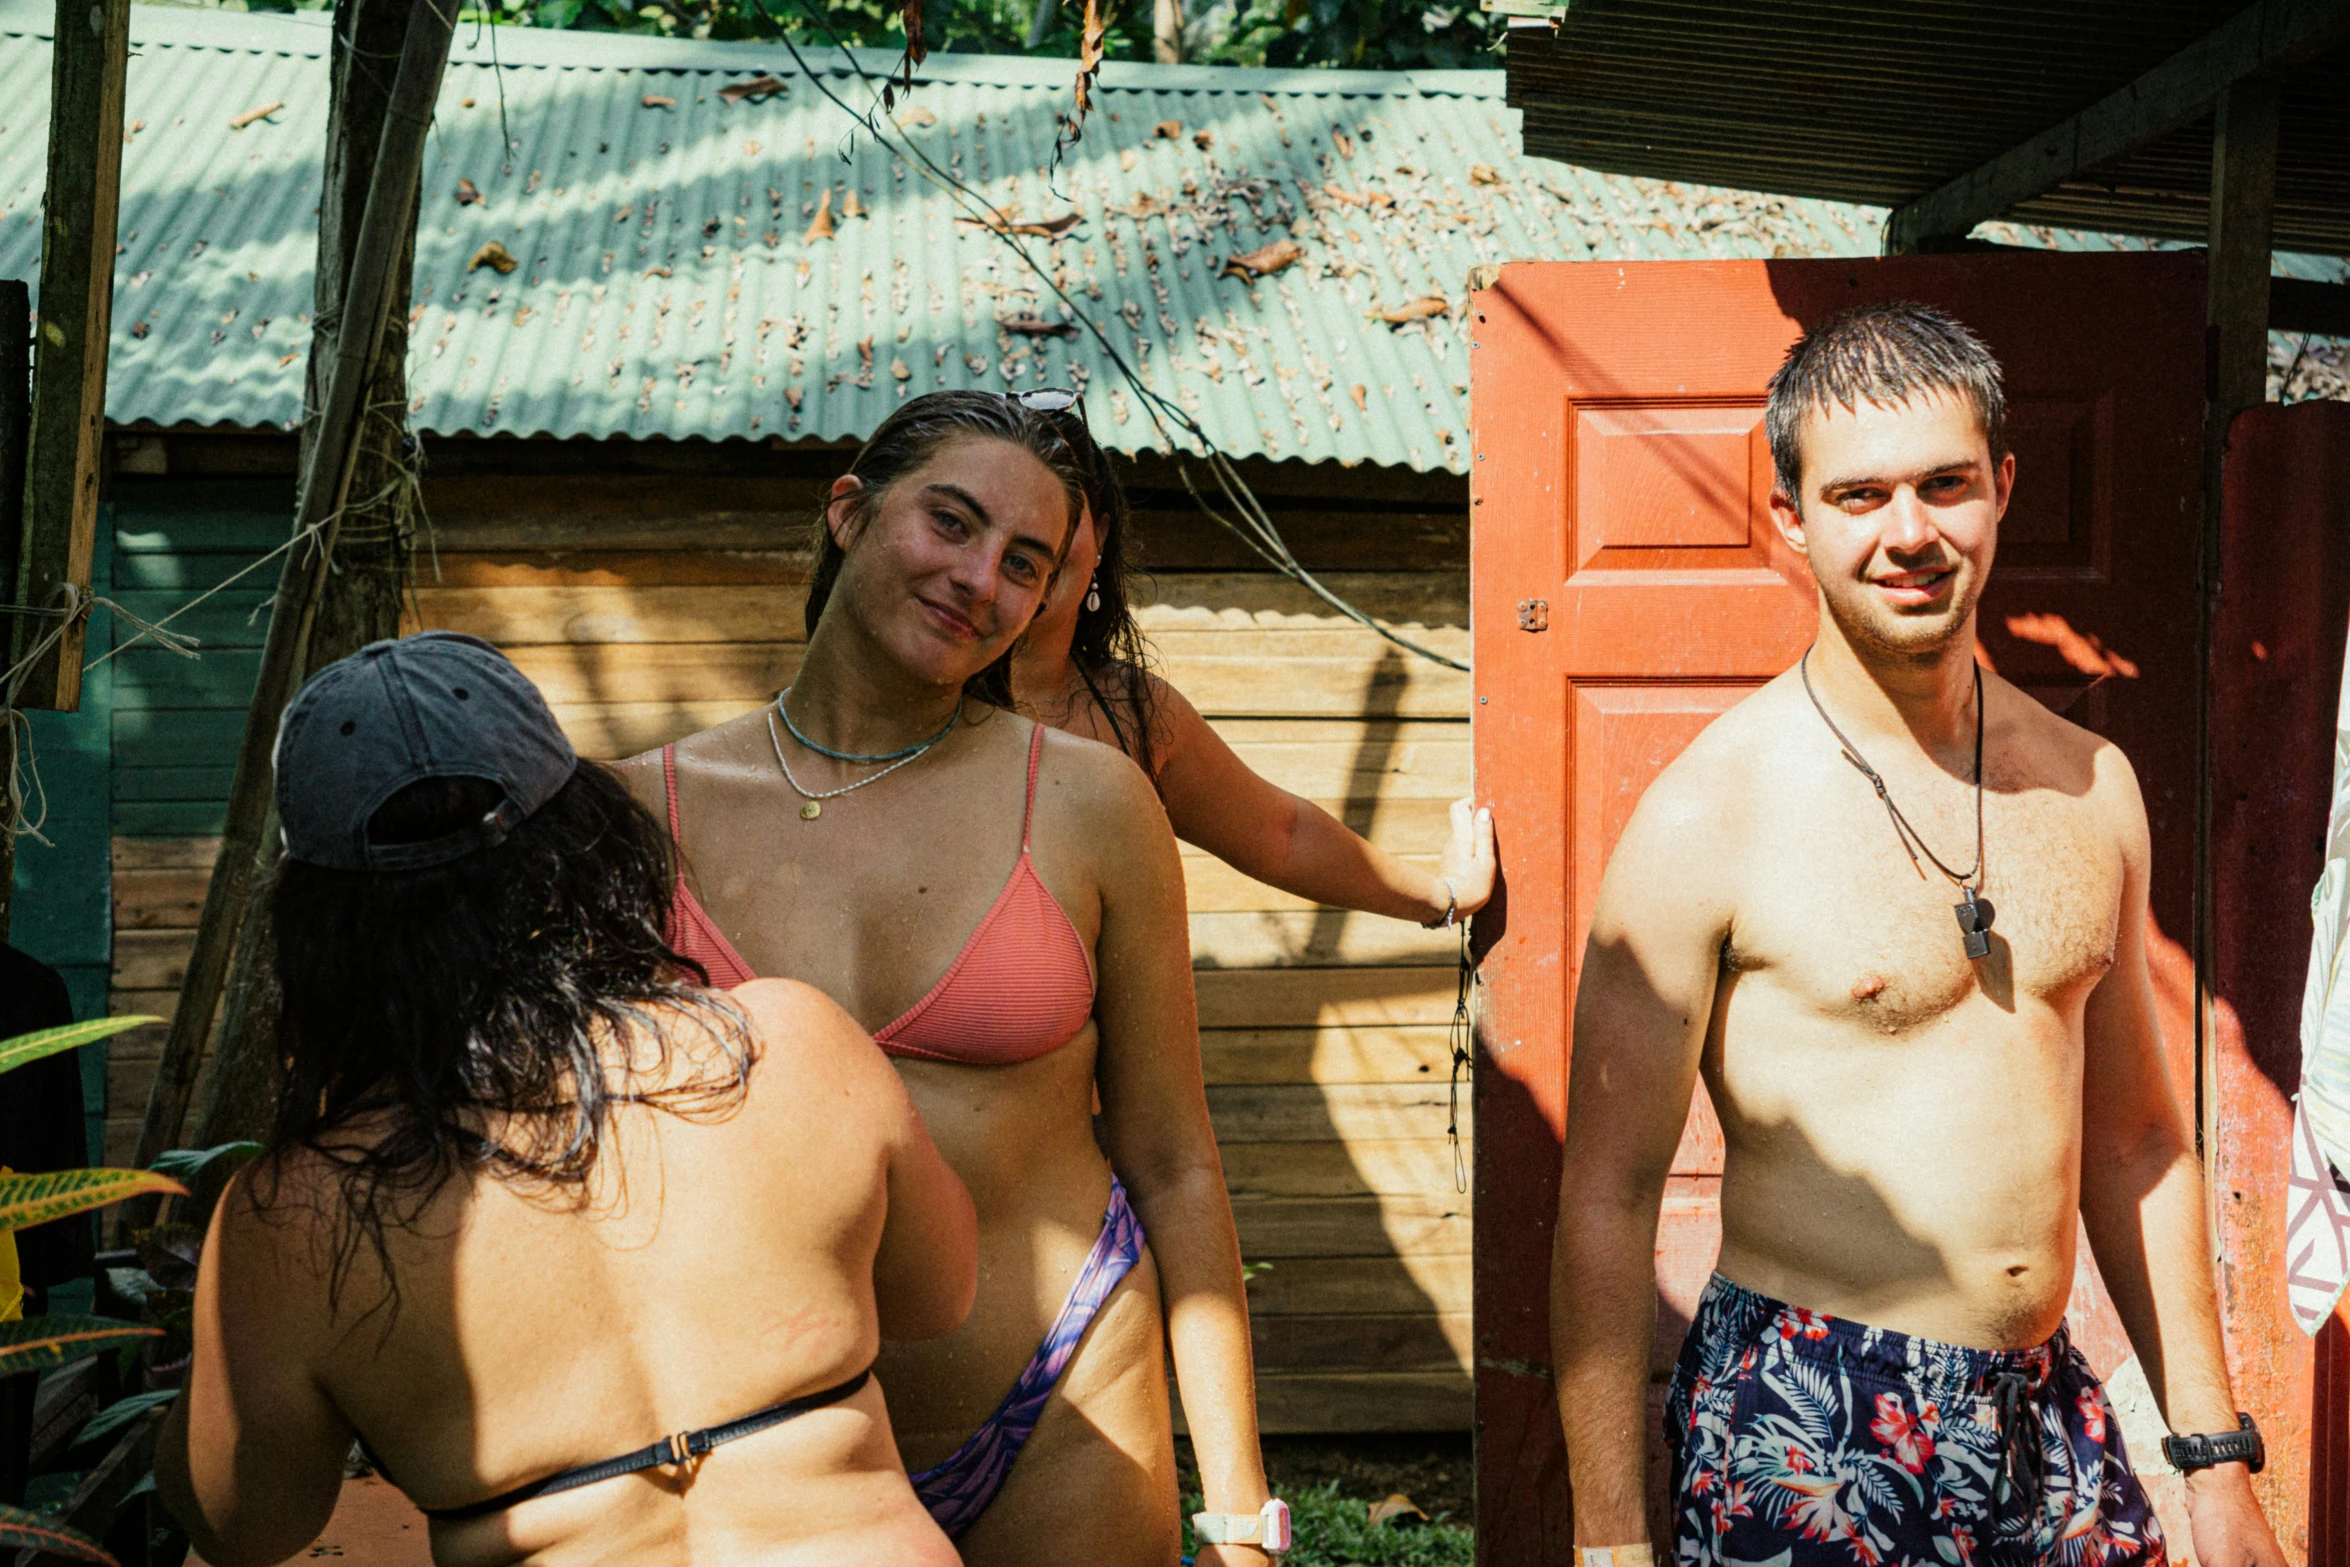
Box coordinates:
[1799,645,1984,891]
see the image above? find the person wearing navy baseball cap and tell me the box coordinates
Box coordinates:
[158,632,977,1567]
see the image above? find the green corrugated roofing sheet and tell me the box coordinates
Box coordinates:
[0,1,1914,472]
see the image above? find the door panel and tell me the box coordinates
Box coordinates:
[1469,253,2204,1564]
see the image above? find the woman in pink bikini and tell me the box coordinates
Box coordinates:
[615,392,1280,1566]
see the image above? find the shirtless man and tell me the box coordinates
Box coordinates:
[1550,303,2287,1567]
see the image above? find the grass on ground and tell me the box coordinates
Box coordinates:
[1178,1436,1474,1567]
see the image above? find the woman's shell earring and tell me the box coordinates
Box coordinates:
[1085,572,1102,613]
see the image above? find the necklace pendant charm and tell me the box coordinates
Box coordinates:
[799,800,822,821]
[1955,886,1996,961]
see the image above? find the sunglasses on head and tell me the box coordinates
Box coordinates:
[1010,385,1108,481]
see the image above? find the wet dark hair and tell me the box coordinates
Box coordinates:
[1055,436,1162,778]
[804,390,1089,706]
[1765,301,2008,499]
[263,763,749,1310]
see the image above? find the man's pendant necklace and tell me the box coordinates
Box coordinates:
[767,701,958,821]
[1800,648,1995,961]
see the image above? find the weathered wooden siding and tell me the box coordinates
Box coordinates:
[103,438,1472,1432]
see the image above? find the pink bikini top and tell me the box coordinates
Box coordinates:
[661,723,1096,1066]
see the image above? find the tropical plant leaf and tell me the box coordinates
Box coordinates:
[76,1388,179,1450]
[0,1315,163,1379]
[0,1017,161,1081]
[0,1168,186,1233]
[0,1504,116,1565]
[149,1141,263,1182]
[132,1225,205,1293]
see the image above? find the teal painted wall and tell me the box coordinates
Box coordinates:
[9,513,114,1161]
[111,480,287,837]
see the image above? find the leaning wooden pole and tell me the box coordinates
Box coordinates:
[132,0,458,1167]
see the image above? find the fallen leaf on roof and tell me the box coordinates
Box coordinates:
[1322,182,1365,207]
[1127,192,1160,219]
[1350,384,1365,409]
[1469,163,1503,185]
[1369,295,1448,325]
[1368,1494,1429,1530]
[1220,240,1303,282]
[227,101,284,131]
[454,178,482,205]
[1332,130,1355,159]
[896,105,938,128]
[643,264,673,278]
[890,357,911,381]
[125,119,145,141]
[857,336,874,368]
[742,140,763,157]
[130,321,149,339]
[1119,148,1138,172]
[614,204,633,223]
[460,97,476,109]
[468,240,518,274]
[1192,129,1213,149]
[786,386,804,409]
[278,352,300,367]
[642,94,677,110]
[1001,317,1079,338]
[843,190,867,220]
[958,206,1082,239]
[720,74,789,103]
[803,188,835,244]
[1154,120,1182,139]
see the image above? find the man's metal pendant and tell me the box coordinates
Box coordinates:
[1955,887,1997,961]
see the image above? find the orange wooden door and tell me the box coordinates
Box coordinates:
[1467,253,2205,1564]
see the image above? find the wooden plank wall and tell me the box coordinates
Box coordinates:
[103,437,1473,1432]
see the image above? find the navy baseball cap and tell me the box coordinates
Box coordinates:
[274,632,578,871]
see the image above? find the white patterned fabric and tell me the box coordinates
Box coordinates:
[2289,622,2350,1335]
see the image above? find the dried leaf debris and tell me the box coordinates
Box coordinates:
[719,75,788,104]
[227,101,282,131]
[468,240,518,274]
[1220,240,1303,283]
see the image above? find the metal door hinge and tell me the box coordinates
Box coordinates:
[1517,598,1548,631]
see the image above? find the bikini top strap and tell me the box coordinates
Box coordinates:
[1021,722,1045,851]
[661,744,682,838]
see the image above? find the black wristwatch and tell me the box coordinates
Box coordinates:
[2161,1414,2265,1475]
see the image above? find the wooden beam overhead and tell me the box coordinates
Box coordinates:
[1883,0,2350,255]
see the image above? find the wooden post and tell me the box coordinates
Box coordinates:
[0,279,30,939]
[191,0,426,1150]
[13,0,130,712]
[2198,78,2280,1156]
[131,0,457,1167]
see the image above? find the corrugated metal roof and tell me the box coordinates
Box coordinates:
[0,1,1901,473]
[1500,2,2350,257]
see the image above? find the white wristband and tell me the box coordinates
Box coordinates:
[1579,1547,1656,1567]
[1193,1498,1292,1553]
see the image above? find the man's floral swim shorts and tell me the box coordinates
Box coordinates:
[1663,1273,2164,1567]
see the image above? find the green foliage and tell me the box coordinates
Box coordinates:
[0,1170,187,1235]
[1181,1479,1473,1567]
[0,1503,118,1564]
[75,1390,182,1452]
[459,0,1496,68]
[1191,0,1503,69]
[0,1017,160,1081]
[148,1142,262,1184]
[0,1317,164,1381]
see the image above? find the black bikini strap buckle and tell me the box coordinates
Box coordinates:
[666,1431,693,1467]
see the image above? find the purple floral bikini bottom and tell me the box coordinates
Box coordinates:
[1665,1273,2165,1567]
[909,1178,1146,1538]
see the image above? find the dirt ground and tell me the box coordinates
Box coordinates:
[1178,1433,1476,1524]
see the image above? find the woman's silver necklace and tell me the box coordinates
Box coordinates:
[767,695,958,821]
[1799,647,1995,960]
